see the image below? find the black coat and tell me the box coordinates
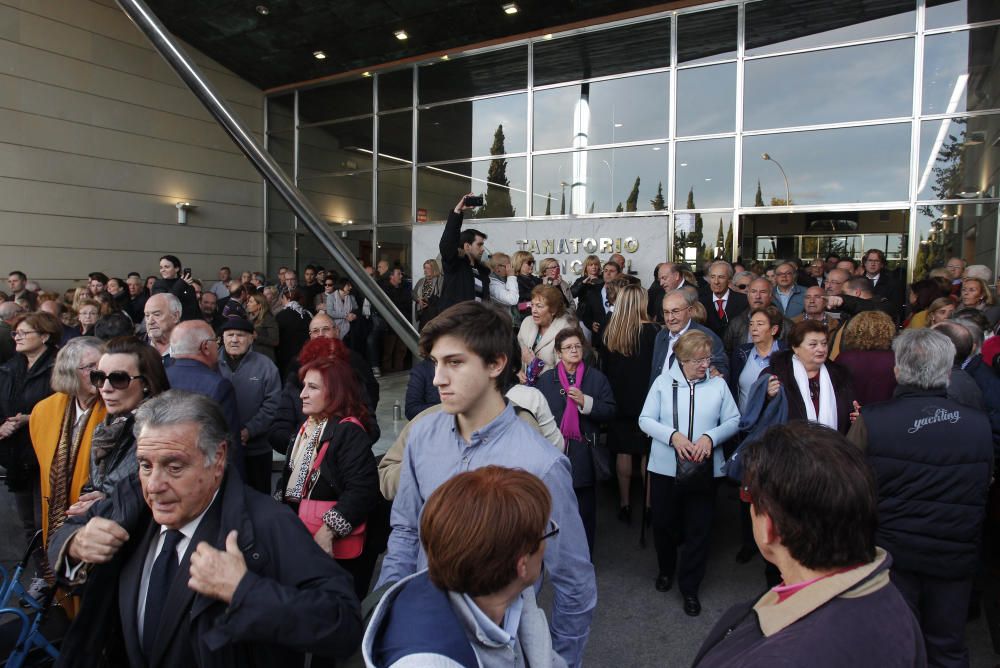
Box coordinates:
[438,210,492,310]
[404,358,439,420]
[599,323,658,417]
[700,291,749,338]
[860,387,993,579]
[647,282,666,324]
[761,349,856,435]
[536,366,616,488]
[49,471,362,668]
[151,277,200,322]
[0,347,56,477]
[580,286,613,338]
[274,307,310,378]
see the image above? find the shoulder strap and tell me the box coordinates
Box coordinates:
[340,415,366,431]
[672,379,679,432]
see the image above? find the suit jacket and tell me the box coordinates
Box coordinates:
[404,358,439,420]
[700,290,749,338]
[649,321,729,387]
[581,286,614,339]
[50,472,362,668]
[868,271,905,319]
[165,359,242,468]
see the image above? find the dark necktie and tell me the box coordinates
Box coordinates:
[143,529,184,657]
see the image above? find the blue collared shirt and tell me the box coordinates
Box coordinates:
[461,591,524,650]
[376,403,596,668]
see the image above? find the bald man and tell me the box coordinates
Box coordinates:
[165,320,243,469]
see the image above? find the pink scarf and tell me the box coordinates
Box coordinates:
[557,360,586,442]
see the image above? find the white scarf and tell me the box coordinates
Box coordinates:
[791,355,838,431]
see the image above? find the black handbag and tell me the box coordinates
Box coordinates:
[672,379,714,491]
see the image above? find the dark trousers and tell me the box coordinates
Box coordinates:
[380,332,407,373]
[575,485,596,558]
[243,452,272,495]
[892,568,973,668]
[649,472,715,595]
[366,315,386,368]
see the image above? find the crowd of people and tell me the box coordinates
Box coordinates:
[0,192,996,667]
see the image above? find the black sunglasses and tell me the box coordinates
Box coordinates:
[541,519,560,542]
[90,370,144,390]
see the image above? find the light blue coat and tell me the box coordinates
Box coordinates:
[639,360,741,477]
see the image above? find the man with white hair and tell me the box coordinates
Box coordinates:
[964,264,992,283]
[144,293,182,358]
[165,320,242,469]
[848,329,992,667]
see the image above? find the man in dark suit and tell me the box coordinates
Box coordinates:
[699,260,749,339]
[48,391,362,668]
[861,248,904,321]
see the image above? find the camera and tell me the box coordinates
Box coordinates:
[182,268,192,279]
[464,195,484,207]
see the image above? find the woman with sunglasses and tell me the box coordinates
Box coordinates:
[363,466,563,668]
[512,250,541,323]
[0,312,62,495]
[81,336,169,504]
[640,330,740,617]
[537,327,615,555]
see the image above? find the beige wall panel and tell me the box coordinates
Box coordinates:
[1,144,260,208]
[0,110,258,181]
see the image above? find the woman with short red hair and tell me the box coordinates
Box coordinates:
[363,466,564,668]
[277,336,381,600]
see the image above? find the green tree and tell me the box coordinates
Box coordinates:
[649,181,666,211]
[544,192,551,216]
[723,220,734,262]
[560,189,566,215]
[615,202,623,213]
[589,201,595,214]
[477,124,515,218]
[714,224,725,259]
[625,176,641,212]
[685,188,705,262]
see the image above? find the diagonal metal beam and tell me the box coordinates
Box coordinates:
[116,0,420,356]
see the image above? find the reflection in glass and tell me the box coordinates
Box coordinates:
[418,48,527,105]
[532,145,669,216]
[744,40,913,130]
[926,0,1000,30]
[533,74,669,151]
[378,169,412,224]
[917,114,1000,201]
[298,78,373,123]
[913,202,997,279]
[677,6,738,65]
[298,120,374,177]
[674,139,735,210]
[675,212,733,266]
[299,173,373,226]
[375,226,413,276]
[676,64,736,136]
[533,18,670,87]
[378,69,413,111]
[746,0,914,56]
[742,124,911,206]
[922,27,1000,115]
[417,157,526,220]
[418,94,527,163]
[378,111,412,166]
[267,95,294,134]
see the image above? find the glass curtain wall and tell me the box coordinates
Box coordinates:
[264,0,1000,281]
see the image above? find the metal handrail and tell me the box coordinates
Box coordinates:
[116,0,420,355]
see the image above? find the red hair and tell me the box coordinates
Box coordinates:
[298,337,369,424]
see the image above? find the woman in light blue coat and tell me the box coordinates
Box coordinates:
[639,329,740,617]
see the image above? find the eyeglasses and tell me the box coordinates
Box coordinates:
[90,370,144,390]
[12,330,38,339]
[739,485,752,504]
[681,357,712,366]
[663,307,690,317]
[77,362,98,372]
[541,520,560,542]
[560,344,583,352]
[775,271,794,277]
[734,283,749,289]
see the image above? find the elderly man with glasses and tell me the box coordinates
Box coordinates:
[650,289,728,384]
[772,262,806,318]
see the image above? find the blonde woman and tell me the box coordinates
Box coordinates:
[539,257,574,309]
[572,254,603,317]
[512,250,541,317]
[599,284,658,524]
[926,297,956,327]
[412,259,443,330]
[246,293,279,362]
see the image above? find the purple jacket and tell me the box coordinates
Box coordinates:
[693,549,926,668]
[834,349,897,407]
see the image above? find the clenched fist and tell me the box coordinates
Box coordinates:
[67,517,130,564]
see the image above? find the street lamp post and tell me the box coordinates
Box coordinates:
[761,153,790,206]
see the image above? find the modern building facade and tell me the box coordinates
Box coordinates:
[264,0,1000,285]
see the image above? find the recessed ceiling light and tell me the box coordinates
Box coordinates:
[313,50,326,60]
[704,178,712,181]
[503,3,519,14]
[543,33,553,40]
[652,147,662,151]
[680,162,688,166]
[362,71,372,77]
[395,30,408,41]
[440,54,449,60]
[255,5,269,15]
[613,123,623,128]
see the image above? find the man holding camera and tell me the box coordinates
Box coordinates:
[438,193,491,311]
